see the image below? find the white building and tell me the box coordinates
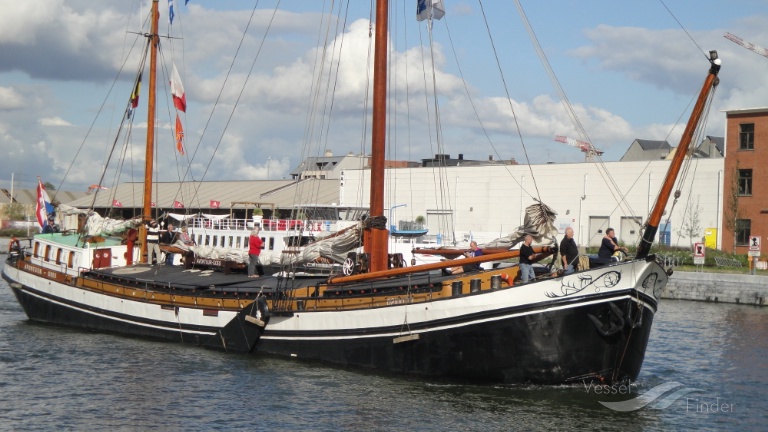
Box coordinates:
[339,159,724,249]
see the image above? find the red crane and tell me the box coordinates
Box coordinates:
[724,32,768,58]
[554,135,603,162]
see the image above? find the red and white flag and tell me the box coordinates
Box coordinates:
[151,201,156,208]
[170,63,186,112]
[175,114,185,155]
[35,178,52,229]
[210,200,221,209]
[173,201,184,209]
[112,199,123,208]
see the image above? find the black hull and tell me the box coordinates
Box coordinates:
[256,293,655,385]
[5,279,262,353]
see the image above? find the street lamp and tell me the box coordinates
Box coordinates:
[389,204,407,232]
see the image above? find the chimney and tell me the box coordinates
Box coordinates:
[489,155,494,161]
[324,150,333,157]
[458,154,464,160]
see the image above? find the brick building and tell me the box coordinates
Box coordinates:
[722,108,768,252]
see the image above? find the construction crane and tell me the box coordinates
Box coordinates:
[724,32,768,58]
[554,135,604,162]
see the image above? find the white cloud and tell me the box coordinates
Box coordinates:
[0,86,25,110]
[39,116,72,126]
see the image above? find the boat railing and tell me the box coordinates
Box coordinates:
[184,217,342,233]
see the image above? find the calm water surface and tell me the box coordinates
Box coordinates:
[0,264,765,431]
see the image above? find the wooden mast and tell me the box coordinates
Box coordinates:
[636,52,721,259]
[139,0,160,263]
[365,0,389,272]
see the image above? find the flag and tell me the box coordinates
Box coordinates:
[170,63,186,112]
[87,184,108,193]
[210,200,220,209]
[112,199,123,208]
[175,114,185,155]
[417,0,445,21]
[185,0,189,4]
[173,201,184,209]
[35,178,53,230]
[151,201,156,208]
[128,73,142,118]
[168,0,175,24]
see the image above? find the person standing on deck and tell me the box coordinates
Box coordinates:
[248,227,264,278]
[560,227,579,275]
[146,220,161,265]
[161,223,177,265]
[519,235,535,283]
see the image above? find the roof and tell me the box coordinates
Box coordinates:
[289,156,346,176]
[634,139,671,151]
[0,188,87,206]
[701,135,724,156]
[64,179,340,210]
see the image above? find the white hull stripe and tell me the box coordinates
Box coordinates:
[261,294,654,342]
[16,286,217,337]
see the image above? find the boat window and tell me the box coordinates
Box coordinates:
[68,251,74,268]
[213,236,218,247]
[268,237,274,250]
[204,235,210,246]
[236,237,242,248]
[56,249,62,265]
[33,242,39,257]
[228,236,234,247]
[44,245,51,262]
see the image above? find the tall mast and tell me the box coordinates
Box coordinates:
[636,51,721,259]
[140,0,160,263]
[365,0,389,272]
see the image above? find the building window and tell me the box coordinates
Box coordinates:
[736,219,751,246]
[739,123,754,150]
[738,169,753,196]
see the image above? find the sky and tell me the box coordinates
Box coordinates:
[1,0,768,192]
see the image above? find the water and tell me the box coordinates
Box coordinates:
[1,266,766,431]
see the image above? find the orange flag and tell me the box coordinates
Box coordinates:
[175,114,185,155]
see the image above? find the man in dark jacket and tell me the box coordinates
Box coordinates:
[559,227,579,275]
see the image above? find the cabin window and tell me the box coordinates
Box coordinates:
[204,235,210,246]
[56,249,62,265]
[68,251,75,268]
[213,236,218,247]
[736,219,751,246]
[44,245,51,262]
[738,169,752,196]
[33,242,39,258]
[268,237,274,250]
[236,237,242,248]
[228,236,234,247]
[739,123,754,150]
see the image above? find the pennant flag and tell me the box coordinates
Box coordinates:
[173,201,184,209]
[112,199,123,208]
[210,200,221,209]
[168,0,175,25]
[175,114,185,155]
[128,73,142,118]
[170,63,186,112]
[35,178,54,230]
[417,0,445,22]
[87,184,109,193]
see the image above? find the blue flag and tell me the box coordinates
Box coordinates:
[168,0,175,24]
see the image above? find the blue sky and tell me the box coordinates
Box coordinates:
[1,0,767,191]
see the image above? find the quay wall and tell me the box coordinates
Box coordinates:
[663,271,767,306]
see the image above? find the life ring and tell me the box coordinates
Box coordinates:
[8,238,20,254]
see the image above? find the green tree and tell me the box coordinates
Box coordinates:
[3,203,27,221]
[676,196,702,248]
[724,161,741,253]
[43,181,56,191]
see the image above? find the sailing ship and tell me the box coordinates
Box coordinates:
[3,0,722,384]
